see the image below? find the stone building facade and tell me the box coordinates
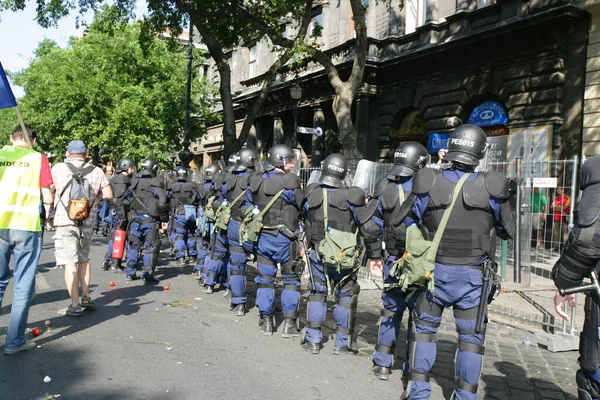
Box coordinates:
[196,0,590,168]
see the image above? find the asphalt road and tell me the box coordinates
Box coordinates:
[0,233,581,400]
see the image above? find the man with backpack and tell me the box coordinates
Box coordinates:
[167,166,198,266]
[52,140,112,316]
[101,158,135,272]
[215,148,258,316]
[300,153,382,355]
[368,142,429,380]
[194,162,221,281]
[246,144,304,336]
[124,157,169,284]
[397,125,515,400]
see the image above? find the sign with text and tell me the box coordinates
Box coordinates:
[533,177,558,188]
[427,133,450,153]
[467,101,508,127]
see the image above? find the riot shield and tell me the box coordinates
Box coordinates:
[307,170,321,186]
[351,160,379,197]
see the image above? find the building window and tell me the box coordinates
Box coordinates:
[308,9,323,42]
[477,0,496,8]
[248,45,257,79]
[405,0,427,34]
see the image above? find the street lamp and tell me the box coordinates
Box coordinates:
[179,16,195,168]
[290,82,303,146]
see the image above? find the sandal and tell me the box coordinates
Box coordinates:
[81,296,96,310]
[66,304,85,317]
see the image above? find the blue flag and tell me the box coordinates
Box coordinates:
[0,62,17,109]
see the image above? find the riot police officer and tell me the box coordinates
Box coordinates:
[216,148,258,315]
[124,158,169,284]
[552,155,600,400]
[167,166,198,265]
[101,158,135,272]
[203,153,237,294]
[398,125,515,400]
[194,162,222,280]
[248,144,303,336]
[301,153,382,354]
[369,142,428,380]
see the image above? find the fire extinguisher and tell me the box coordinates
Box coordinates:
[111,228,126,259]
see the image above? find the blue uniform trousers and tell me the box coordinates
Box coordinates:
[373,255,415,371]
[305,250,357,348]
[408,264,486,400]
[171,214,197,260]
[255,232,300,318]
[204,230,228,287]
[227,219,253,305]
[124,216,159,278]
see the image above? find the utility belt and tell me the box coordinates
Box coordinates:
[261,225,298,240]
[435,254,487,267]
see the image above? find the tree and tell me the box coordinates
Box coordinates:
[237,0,368,161]
[0,108,18,143]
[12,7,217,165]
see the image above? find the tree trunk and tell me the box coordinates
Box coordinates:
[333,85,362,162]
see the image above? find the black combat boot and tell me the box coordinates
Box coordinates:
[101,260,110,271]
[333,345,356,355]
[203,284,213,294]
[281,319,301,338]
[577,369,600,400]
[301,340,321,355]
[372,364,390,380]
[232,304,246,317]
[259,314,274,335]
[144,274,160,285]
[177,257,187,266]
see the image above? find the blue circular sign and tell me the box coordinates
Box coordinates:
[467,101,508,127]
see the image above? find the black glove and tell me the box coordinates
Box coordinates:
[119,219,129,230]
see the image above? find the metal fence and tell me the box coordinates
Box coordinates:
[300,156,583,336]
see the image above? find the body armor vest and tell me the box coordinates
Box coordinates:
[374,178,409,256]
[305,185,357,249]
[226,172,252,221]
[169,181,196,209]
[423,172,494,266]
[250,173,299,232]
[197,181,212,207]
[131,177,161,218]
[109,173,131,219]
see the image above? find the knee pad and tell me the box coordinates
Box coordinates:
[375,308,400,355]
[334,283,360,337]
[580,295,600,375]
[307,293,327,331]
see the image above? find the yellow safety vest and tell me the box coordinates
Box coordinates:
[0,145,42,231]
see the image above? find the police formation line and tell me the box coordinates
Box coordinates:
[100,124,600,400]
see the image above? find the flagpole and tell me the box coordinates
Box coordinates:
[13,106,33,149]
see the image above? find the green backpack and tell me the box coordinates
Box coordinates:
[239,189,284,243]
[317,188,361,294]
[386,173,470,299]
[214,190,247,231]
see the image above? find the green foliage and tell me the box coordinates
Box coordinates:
[13,6,217,165]
[0,108,18,143]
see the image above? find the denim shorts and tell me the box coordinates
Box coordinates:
[53,225,94,265]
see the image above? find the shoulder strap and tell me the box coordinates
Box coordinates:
[258,189,284,218]
[131,182,152,214]
[398,184,405,204]
[229,190,247,208]
[322,188,328,232]
[430,173,471,254]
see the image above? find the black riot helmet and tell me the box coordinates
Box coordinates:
[203,162,221,181]
[175,166,188,181]
[227,152,240,172]
[116,158,135,174]
[238,148,258,170]
[267,144,295,170]
[444,124,488,167]
[387,142,429,179]
[138,158,159,177]
[319,153,348,188]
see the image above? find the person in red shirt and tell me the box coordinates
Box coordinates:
[551,187,571,251]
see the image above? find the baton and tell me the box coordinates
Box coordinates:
[475,261,491,334]
[298,231,316,294]
[559,269,600,301]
